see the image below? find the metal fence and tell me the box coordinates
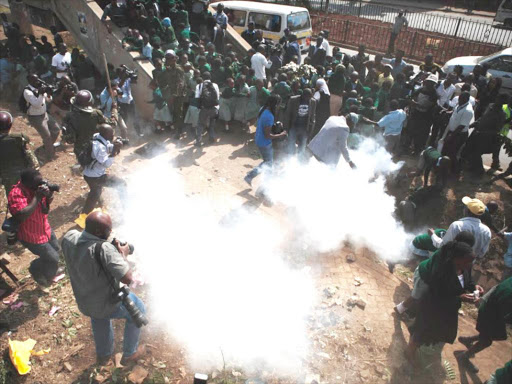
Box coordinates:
[311,14,503,64]
[265,0,512,47]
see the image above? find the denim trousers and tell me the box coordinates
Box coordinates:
[246,144,273,183]
[20,230,60,281]
[90,292,146,358]
[287,128,308,156]
[196,107,218,143]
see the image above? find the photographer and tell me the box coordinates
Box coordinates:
[116,66,143,137]
[7,169,61,286]
[82,124,127,214]
[24,74,61,161]
[62,211,146,366]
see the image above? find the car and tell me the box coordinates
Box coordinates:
[442,47,512,90]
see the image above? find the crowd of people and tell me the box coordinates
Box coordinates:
[0,0,511,380]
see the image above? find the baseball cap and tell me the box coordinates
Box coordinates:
[462,196,486,216]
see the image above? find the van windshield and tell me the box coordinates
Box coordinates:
[287,12,310,32]
[248,12,282,32]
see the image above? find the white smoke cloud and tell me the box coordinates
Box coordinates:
[114,137,411,375]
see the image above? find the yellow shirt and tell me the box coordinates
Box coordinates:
[378,73,394,87]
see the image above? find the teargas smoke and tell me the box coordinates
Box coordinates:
[118,156,315,374]
[265,138,412,260]
[116,137,412,375]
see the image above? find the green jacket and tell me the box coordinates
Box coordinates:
[0,133,39,191]
[160,65,187,98]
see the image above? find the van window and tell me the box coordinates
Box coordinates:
[287,12,310,32]
[503,0,512,10]
[226,9,247,27]
[248,12,281,33]
[487,55,512,72]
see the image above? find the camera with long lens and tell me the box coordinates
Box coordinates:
[111,238,134,254]
[115,285,148,328]
[38,180,60,193]
[37,80,57,96]
[271,121,284,135]
[120,65,138,82]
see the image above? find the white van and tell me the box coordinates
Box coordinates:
[495,0,512,27]
[211,1,313,52]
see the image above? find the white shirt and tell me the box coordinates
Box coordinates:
[444,102,474,135]
[83,133,115,178]
[436,81,456,107]
[441,217,491,259]
[195,81,220,110]
[321,39,332,57]
[24,85,48,116]
[308,116,351,166]
[51,52,72,79]
[454,82,478,98]
[449,95,476,108]
[251,52,271,80]
[116,77,133,104]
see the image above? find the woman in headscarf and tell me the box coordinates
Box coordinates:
[311,78,331,140]
[328,64,346,116]
[406,240,478,366]
[161,17,177,50]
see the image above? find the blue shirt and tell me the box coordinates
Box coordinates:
[378,109,407,136]
[0,58,14,85]
[116,77,133,104]
[390,58,407,77]
[99,88,113,118]
[255,109,274,147]
[142,43,153,60]
[214,12,228,27]
[504,232,512,268]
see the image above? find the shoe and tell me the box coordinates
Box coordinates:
[454,350,479,373]
[458,336,475,349]
[120,344,146,366]
[96,354,112,366]
[32,275,50,287]
[244,175,252,187]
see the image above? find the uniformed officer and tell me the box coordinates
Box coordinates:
[159,50,187,140]
[63,90,118,157]
[0,111,39,201]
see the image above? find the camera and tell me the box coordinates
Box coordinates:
[39,180,60,193]
[120,65,138,82]
[271,121,284,135]
[115,137,130,146]
[112,238,134,254]
[37,80,57,96]
[116,286,148,328]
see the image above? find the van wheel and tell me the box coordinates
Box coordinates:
[505,19,512,28]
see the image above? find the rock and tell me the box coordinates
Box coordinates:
[63,362,73,372]
[128,365,148,384]
[354,277,363,286]
[355,299,367,309]
[346,296,366,310]
[323,286,337,299]
[70,164,82,176]
[346,254,356,263]
[360,369,370,379]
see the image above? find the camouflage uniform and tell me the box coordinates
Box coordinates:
[0,132,39,205]
[63,105,118,156]
[160,64,187,130]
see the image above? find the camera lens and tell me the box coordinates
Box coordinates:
[122,295,148,328]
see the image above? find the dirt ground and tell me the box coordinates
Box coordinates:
[0,100,510,384]
[1,18,512,384]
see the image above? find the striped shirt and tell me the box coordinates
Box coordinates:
[8,181,52,244]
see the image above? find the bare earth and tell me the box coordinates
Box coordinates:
[0,101,510,384]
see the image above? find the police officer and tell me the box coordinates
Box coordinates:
[63,90,118,157]
[159,50,187,140]
[0,111,39,200]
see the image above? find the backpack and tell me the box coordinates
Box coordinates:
[200,81,218,109]
[77,137,104,168]
[18,87,31,114]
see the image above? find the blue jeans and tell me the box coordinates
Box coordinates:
[90,293,145,358]
[20,230,60,281]
[287,128,308,157]
[246,144,273,183]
